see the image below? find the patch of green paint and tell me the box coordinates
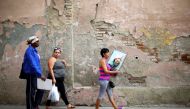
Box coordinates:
[0,20,47,60]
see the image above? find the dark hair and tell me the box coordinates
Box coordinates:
[26,40,31,45]
[53,47,61,52]
[100,48,109,57]
[26,39,33,45]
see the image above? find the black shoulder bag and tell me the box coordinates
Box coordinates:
[19,63,28,79]
[108,81,115,88]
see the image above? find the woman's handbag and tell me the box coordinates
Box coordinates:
[108,81,115,88]
[19,63,28,79]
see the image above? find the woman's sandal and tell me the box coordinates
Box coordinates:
[70,105,75,108]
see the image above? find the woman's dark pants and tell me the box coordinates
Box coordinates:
[26,75,44,109]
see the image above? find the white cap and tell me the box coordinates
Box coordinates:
[27,36,39,44]
[28,36,37,40]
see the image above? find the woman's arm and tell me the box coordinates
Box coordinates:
[62,59,67,67]
[25,48,42,77]
[100,59,119,74]
[62,59,72,67]
[48,57,56,84]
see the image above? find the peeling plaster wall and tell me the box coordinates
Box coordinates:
[73,0,190,87]
[0,0,49,104]
[0,0,190,106]
[72,0,190,106]
[0,0,74,105]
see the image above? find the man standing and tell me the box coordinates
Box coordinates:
[22,36,45,109]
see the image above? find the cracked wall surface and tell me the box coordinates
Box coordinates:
[73,0,190,87]
[72,0,190,106]
[0,0,190,106]
[0,0,49,104]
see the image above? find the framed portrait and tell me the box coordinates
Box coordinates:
[108,50,127,71]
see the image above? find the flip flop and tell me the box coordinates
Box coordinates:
[70,105,75,108]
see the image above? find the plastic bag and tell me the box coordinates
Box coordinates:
[48,85,60,102]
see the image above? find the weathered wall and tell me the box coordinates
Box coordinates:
[71,0,190,106]
[0,0,49,104]
[0,0,190,106]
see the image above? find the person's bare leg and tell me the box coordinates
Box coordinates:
[67,104,71,109]
[95,98,100,109]
[108,96,118,109]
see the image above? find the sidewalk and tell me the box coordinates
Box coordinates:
[0,105,189,109]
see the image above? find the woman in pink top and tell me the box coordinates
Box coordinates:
[95,48,119,109]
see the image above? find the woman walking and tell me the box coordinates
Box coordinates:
[95,48,119,109]
[46,47,75,109]
[21,36,45,109]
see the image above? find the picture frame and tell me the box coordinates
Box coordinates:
[108,50,127,71]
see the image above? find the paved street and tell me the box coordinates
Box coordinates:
[0,105,189,109]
